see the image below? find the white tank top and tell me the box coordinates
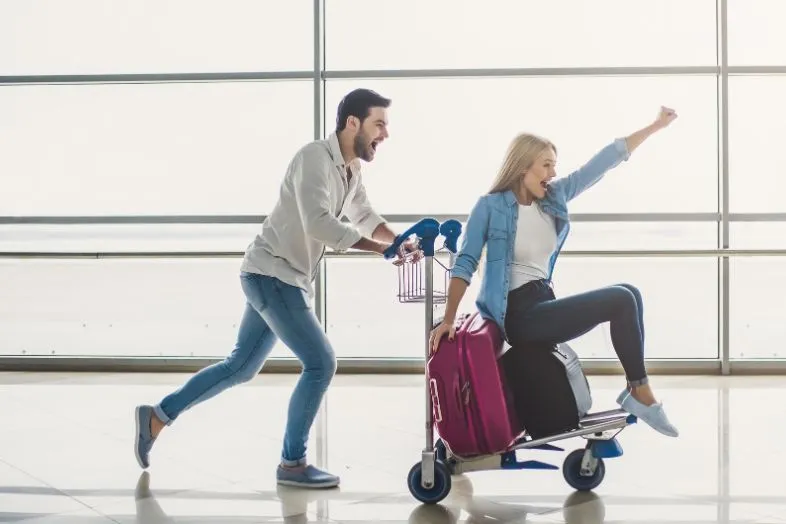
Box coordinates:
[509,203,558,291]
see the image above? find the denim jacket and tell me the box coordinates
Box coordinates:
[449,138,631,340]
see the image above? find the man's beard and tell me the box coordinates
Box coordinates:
[353,132,373,162]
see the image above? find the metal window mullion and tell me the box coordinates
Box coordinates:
[313,0,327,330]
[312,3,329,522]
[728,65,786,75]
[0,72,314,85]
[323,66,720,79]
[7,65,786,87]
[718,0,731,377]
[717,1,731,519]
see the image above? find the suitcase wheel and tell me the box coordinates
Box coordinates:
[435,439,448,462]
[562,449,606,491]
[407,460,451,504]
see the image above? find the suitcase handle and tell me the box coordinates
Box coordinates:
[429,378,443,423]
[429,377,467,425]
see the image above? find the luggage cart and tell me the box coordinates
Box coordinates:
[383,218,638,505]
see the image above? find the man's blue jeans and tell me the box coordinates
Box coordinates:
[153,271,337,466]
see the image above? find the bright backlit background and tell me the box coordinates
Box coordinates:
[2,0,786,361]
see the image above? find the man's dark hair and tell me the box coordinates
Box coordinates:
[335,88,391,132]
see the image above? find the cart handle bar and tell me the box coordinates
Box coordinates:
[382,218,463,260]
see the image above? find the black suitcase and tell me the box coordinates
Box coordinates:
[500,342,592,439]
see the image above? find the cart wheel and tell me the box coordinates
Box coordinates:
[562,449,605,491]
[407,460,451,504]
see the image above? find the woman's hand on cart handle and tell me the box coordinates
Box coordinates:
[429,321,456,355]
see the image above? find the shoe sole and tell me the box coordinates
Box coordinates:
[134,406,147,469]
[276,479,340,489]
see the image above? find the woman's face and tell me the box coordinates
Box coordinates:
[522,147,557,200]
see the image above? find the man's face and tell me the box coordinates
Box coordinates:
[352,106,389,162]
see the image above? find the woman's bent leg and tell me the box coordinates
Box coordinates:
[507,284,647,385]
[505,283,678,437]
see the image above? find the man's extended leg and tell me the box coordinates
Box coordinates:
[134,273,278,469]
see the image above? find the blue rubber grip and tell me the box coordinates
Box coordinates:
[439,219,462,254]
[383,218,441,259]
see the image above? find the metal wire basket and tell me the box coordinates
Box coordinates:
[396,249,453,304]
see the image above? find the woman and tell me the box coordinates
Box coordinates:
[429,106,679,437]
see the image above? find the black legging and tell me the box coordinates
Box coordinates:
[504,279,647,385]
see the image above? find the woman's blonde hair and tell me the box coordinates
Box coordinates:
[488,133,557,194]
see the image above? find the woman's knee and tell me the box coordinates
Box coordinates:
[604,284,639,312]
[615,283,642,304]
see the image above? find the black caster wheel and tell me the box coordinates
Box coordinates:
[407,459,452,504]
[562,449,606,491]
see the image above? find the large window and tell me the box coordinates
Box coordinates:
[563,222,717,251]
[0,257,302,358]
[729,256,786,359]
[552,257,719,360]
[0,81,313,216]
[326,256,719,360]
[727,0,786,66]
[0,0,313,74]
[730,223,786,250]
[326,76,718,215]
[325,254,481,360]
[325,221,719,360]
[0,224,260,253]
[0,223,293,359]
[728,227,786,359]
[728,76,786,213]
[325,0,717,70]
[725,1,786,361]
[4,1,786,368]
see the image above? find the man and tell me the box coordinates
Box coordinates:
[133,88,418,489]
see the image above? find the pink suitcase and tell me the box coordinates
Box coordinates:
[426,311,521,458]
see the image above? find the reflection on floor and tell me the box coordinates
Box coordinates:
[1,371,785,523]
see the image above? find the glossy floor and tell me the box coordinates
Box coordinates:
[1,371,785,523]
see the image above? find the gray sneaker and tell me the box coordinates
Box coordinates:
[618,392,679,438]
[134,405,156,469]
[276,465,340,489]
